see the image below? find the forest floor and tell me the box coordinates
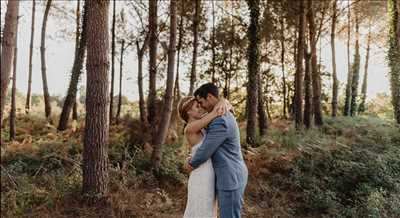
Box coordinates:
[1,115,400,217]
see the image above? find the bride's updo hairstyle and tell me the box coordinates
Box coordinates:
[178,96,197,123]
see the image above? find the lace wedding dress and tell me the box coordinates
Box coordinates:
[183,136,218,218]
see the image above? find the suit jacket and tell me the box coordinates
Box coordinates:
[189,112,248,191]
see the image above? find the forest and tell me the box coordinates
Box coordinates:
[1,0,399,217]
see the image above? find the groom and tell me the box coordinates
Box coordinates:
[187,83,248,218]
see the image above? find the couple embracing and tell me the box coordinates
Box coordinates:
[178,83,248,218]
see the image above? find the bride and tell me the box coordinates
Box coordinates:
[178,96,232,218]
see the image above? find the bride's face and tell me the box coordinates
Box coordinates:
[187,101,205,120]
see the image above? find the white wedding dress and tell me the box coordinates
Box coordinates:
[183,135,218,218]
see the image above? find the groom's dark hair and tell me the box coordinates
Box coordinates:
[194,83,219,99]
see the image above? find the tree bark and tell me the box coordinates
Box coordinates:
[294,0,306,130]
[10,22,19,141]
[189,0,200,95]
[25,0,36,114]
[58,0,88,131]
[344,0,352,116]
[136,36,149,128]
[148,0,158,136]
[1,0,19,128]
[304,47,312,129]
[82,0,110,201]
[116,39,124,124]
[246,0,260,146]
[109,0,116,125]
[350,12,360,116]
[358,19,371,114]
[330,0,338,117]
[307,0,323,126]
[211,0,216,83]
[73,0,81,121]
[258,75,267,136]
[151,0,177,171]
[280,10,287,119]
[40,0,52,121]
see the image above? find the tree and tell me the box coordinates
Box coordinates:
[58,1,88,131]
[0,0,19,128]
[188,0,200,95]
[246,0,260,146]
[304,47,312,129]
[307,0,323,126]
[280,7,287,119]
[350,11,361,116]
[10,17,19,140]
[82,0,110,201]
[151,0,177,171]
[388,0,400,123]
[330,0,338,117]
[25,0,36,114]
[358,18,372,114]
[136,35,149,128]
[147,0,158,135]
[116,39,125,124]
[72,0,81,121]
[40,0,53,121]
[294,0,306,130]
[344,0,352,116]
[110,0,116,124]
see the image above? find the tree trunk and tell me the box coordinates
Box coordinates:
[344,0,352,116]
[73,100,78,120]
[10,23,19,141]
[82,0,110,201]
[189,0,200,95]
[294,0,306,130]
[116,39,124,124]
[258,74,267,136]
[73,0,81,122]
[388,0,400,123]
[40,0,52,121]
[25,0,36,114]
[330,0,338,117]
[304,47,312,129]
[148,0,158,136]
[350,12,360,116]
[358,19,371,114]
[136,37,148,128]
[246,0,260,146]
[109,0,116,125]
[307,0,323,126]
[1,0,19,128]
[58,0,87,131]
[281,12,287,119]
[211,0,216,83]
[151,0,177,171]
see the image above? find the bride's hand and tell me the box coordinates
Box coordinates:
[212,98,233,116]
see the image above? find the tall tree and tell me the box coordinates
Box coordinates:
[40,0,53,121]
[280,7,287,119]
[258,75,267,136]
[294,0,306,129]
[110,0,116,124]
[307,0,323,126]
[116,39,125,124]
[10,18,19,141]
[350,11,361,116]
[330,0,338,117]
[388,0,400,123]
[358,18,372,114]
[136,35,149,128]
[82,0,110,201]
[151,0,177,171]
[304,47,312,129]
[72,0,81,121]
[211,0,216,83]
[246,0,260,146]
[147,0,158,134]
[344,0,352,116]
[25,0,36,114]
[0,0,19,128]
[58,1,88,131]
[188,0,200,95]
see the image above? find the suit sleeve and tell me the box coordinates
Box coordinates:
[189,117,227,168]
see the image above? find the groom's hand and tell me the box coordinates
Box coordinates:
[185,157,194,173]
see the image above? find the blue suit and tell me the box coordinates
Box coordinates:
[190,112,248,218]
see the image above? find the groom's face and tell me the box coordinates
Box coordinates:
[196,94,214,113]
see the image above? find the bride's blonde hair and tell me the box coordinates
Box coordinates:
[177,96,197,123]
